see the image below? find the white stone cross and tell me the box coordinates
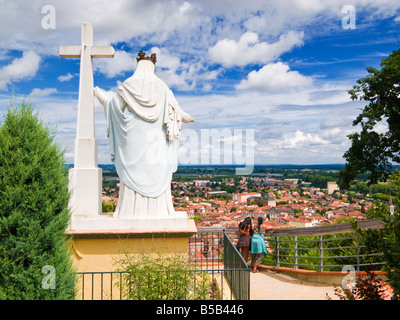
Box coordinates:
[59,22,114,217]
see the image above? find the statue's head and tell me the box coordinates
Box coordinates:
[136,50,157,65]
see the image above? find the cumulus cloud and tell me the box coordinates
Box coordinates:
[0,51,41,90]
[0,0,201,53]
[209,31,304,67]
[30,88,57,97]
[282,130,330,149]
[320,127,349,145]
[236,62,313,92]
[93,50,136,78]
[58,73,74,82]
[150,47,220,91]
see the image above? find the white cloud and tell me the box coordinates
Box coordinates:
[0,51,40,90]
[209,31,304,67]
[58,73,74,82]
[1,0,400,57]
[93,50,136,78]
[30,88,57,97]
[91,46,220,91]
[282,130,330,149]
[149,47,220,91]
[0,0,202,54]
[236,62,313,92]
[320,117,352,129]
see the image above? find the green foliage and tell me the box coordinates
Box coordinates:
[352,170,400,299]
[190,215,202,221]
[0,100,76,299]
[116,252,216,300]
[353,181,370,194]
[371,193,390,202]
[102,200,116,213]
[302,172,338,189]
[339,49,400,188]
[331,268,387,300]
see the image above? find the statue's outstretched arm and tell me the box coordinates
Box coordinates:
[94,87,127,114]
[181,110,194,123]
[93,86,109,107]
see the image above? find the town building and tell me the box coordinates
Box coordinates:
[327,181,340,194]
[233,192,261,203]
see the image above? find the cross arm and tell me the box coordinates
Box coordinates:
[59,45,81,58]
[59,45,115,58]
[91,46,115,58]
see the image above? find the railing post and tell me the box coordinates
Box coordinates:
[294,236,298,270]
[319,235,324,272]
[356,234,360,272]
[276,236,280,268]
[82,273,85,300]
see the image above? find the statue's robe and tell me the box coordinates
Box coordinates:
[94,59,193,218]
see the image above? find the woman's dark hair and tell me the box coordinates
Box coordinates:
[256,217,264,233]
[239,217,252,231]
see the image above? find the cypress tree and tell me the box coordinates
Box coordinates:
[0,100,76,299]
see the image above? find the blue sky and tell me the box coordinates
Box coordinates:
[1,0,400,165]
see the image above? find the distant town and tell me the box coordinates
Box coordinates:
[100,164,396,231]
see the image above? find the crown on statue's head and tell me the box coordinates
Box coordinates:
[137,50,157,64]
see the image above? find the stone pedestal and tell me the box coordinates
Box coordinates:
[67,214,197,299]
[68,212,196,270]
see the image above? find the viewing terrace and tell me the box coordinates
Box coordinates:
[192,219,392,300]
[77,219,392,300]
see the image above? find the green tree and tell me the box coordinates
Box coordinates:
[355,181,370,195]
[339,49,400,188]
[0,101,76,299]
[352,170,400,299]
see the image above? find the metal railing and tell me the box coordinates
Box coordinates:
[76,271,125,300]
[76,269,234,300]
[223,231,250,300]
[188,229,224,269]
[264,219,387,272]
[76,229,250,300]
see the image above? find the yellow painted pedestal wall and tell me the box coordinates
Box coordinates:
[68,228,197,300]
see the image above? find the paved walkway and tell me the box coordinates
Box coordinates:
[250,269,340,300]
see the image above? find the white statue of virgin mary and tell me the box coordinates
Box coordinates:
[94,50,194,219]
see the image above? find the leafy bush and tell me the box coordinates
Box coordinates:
[116,251,217,300]
[102,200,116,213]
[330,267,388,300]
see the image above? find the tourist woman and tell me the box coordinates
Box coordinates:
[250,217,267,273]
[236,217,253,264]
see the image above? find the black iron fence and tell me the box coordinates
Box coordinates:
[223,231,250,300]
[188,229,224,269]
[76,271,125,300]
